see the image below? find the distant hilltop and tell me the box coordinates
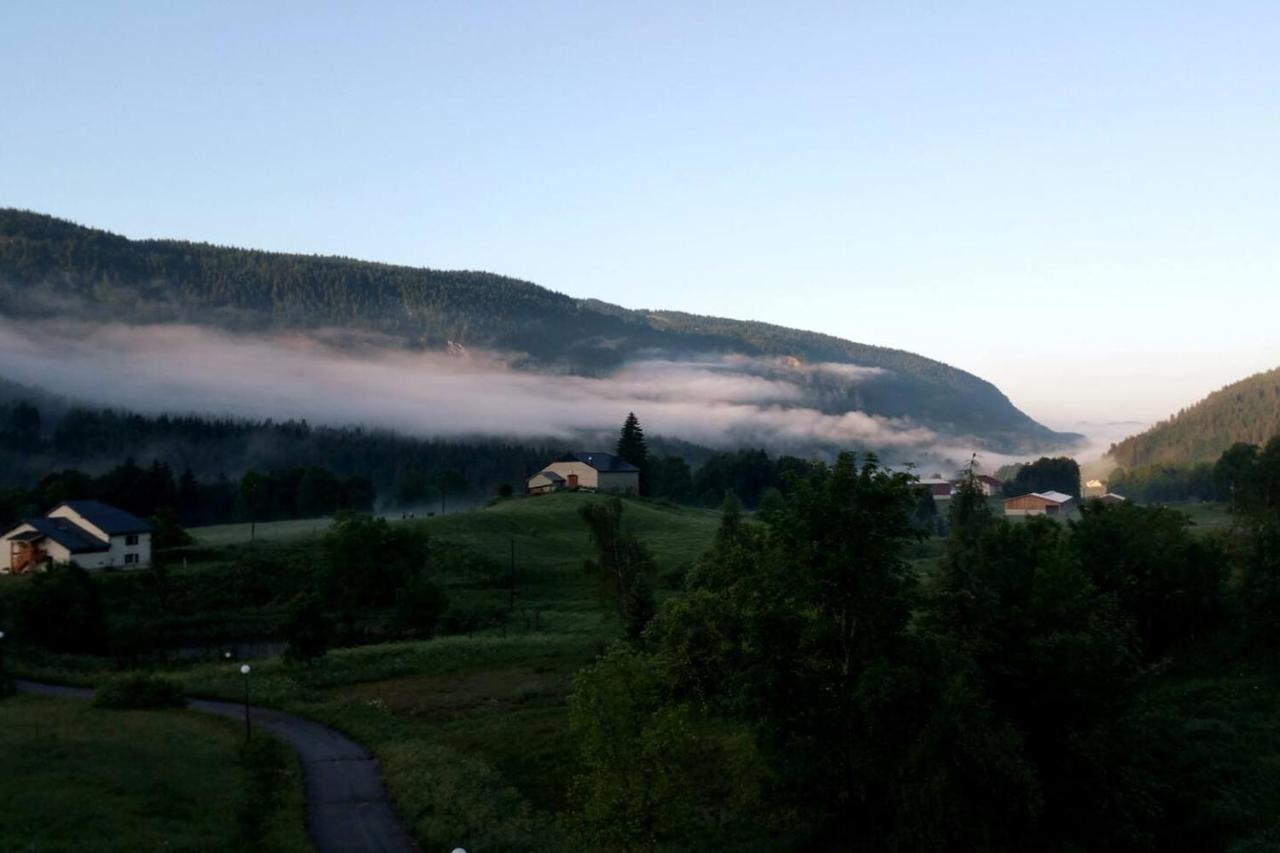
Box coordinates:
[1110,366,1280,468]
[0,209,1077,455]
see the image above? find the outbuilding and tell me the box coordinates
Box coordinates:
[1003,491,1075,517]
[527,452,640,495]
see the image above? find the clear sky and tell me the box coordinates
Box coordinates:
[3,2,1278,430]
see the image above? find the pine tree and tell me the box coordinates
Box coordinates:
[615,412,648,468]
[616,412,649,495]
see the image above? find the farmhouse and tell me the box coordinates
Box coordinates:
[1,500,152,575]
[1003,491,1075,517]
[527,452,640,495]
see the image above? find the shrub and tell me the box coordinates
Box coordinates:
[236,736,291,848]
[394,574,449,638]
[93,674,187,709]
[282,594,330,662]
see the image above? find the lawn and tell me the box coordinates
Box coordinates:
[0,694,310,853]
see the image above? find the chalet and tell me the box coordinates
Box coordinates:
[1,500,152,575]
[527,452,640,495]
[1003,491,1075,517]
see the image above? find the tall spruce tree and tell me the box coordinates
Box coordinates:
[615,412,649,494]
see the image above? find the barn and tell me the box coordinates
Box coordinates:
[1003,491,1075,517]
[527,452,640,495]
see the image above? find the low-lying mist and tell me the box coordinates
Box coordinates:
[0,319,1076,470]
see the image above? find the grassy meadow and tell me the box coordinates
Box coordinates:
[0,694,309,853]
[4,493,722,851]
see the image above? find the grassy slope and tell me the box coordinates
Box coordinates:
[0,694,310,853]
[10,494,720,851]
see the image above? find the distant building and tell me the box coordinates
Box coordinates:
[2,500,152,574]
[1095,492,1127,505]
[975,474,1004,497]
[527,452,640,495]
[526,470,565,495]
[1003,491,1075,517]
[919,477,955,499]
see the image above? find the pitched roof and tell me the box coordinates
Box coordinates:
[977,475,1003,486]
[1002,490,1074,505]
[24,517,110,553]
[54,500,151,535]
[557,452,640,473]
[532,470,565,482]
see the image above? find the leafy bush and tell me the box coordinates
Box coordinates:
[93,675,186,709]
[282,595,330,662]
[394,574,449,638]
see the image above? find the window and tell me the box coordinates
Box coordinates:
[124,553,138,565]
[125,534,139,546]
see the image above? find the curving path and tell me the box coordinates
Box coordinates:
[16,679,418,853]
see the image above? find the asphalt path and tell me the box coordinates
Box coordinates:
[15,679,418,853]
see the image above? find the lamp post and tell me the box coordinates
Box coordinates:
[240,663,252,741]
[0,630,6,680]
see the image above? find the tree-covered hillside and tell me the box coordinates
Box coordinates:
[0,209,1074,451]
[1110,367,1280,468]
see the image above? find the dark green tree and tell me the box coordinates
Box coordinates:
[615,412,650,495]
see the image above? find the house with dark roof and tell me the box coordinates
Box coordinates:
[527,452,640,495]
[1,500,152,574]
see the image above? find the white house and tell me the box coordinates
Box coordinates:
[1,500,152,574]
[527,452,640,495]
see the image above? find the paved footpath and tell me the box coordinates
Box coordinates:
[16,679,419,853]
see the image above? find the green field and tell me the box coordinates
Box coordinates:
[7,493,722,851]
[0,694,310,853]
[189,516,337,546]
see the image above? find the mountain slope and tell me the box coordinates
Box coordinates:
[0,209,1074,452]
[1110,367,1280,467]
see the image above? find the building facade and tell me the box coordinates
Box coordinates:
[527,452,640,495]
[2,500,152,574]
[1003,491,1075,517]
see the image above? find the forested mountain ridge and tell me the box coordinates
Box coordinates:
[1110,366,1280,467]
[0,209,1074,450]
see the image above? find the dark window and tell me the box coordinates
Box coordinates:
[125,534,139,546]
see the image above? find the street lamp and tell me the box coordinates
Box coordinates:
[240,663,252,741]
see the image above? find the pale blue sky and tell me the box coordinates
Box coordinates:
[3,2,1278,428]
